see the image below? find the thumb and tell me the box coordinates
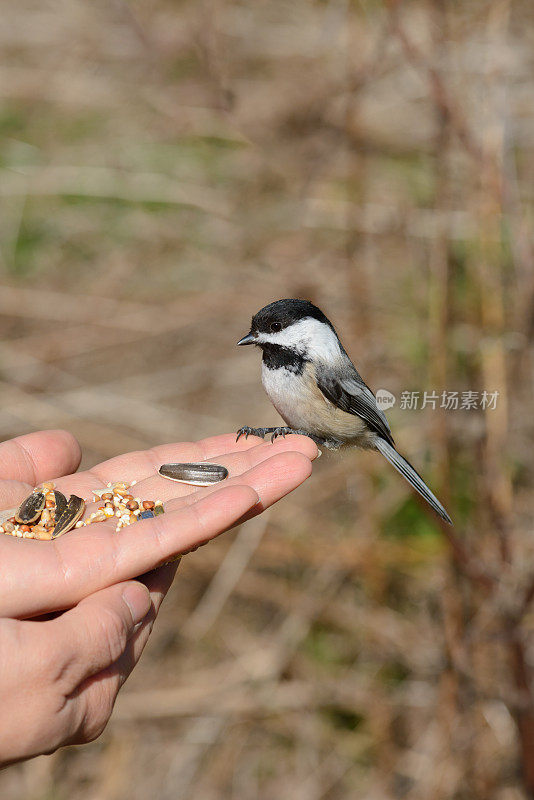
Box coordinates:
[47,581,152,690]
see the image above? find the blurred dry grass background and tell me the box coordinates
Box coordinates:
[0,0,533,797]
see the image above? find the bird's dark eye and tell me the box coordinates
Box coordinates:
[270,322,282,332]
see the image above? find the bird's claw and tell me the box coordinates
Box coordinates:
[236,426,267,442]
[236,426,315,444]
[270,427,292,442]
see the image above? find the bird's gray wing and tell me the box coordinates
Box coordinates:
[316,367,395,447]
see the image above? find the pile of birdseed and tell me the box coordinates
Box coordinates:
[83,482,164,533]
[0,480,164,539]
[0,482,76,540]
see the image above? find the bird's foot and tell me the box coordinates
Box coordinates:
[268,426,302,442]
[236,426,269,442]
[236,426,324,446]
[271,428,329,447]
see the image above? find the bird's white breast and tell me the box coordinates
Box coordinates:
[261,361,371,445]
[261,363,308,429]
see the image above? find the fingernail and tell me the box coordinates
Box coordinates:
[123,582,151,625]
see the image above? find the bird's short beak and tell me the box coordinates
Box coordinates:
[237,331,256,346]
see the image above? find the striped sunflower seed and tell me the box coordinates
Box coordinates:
[52,495,85,538]
[15,491,45,524]
[158,463,229,486]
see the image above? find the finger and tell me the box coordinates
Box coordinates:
[112,563,180,687]
[100,435,318,506]
[16,432,317,509]
[138,560,180,611]
[154,433,318,476]
[81,433,264,488]
[0,430,81,487]
[56,450,311,593]
[66,609,155,745]
[47,580,152,689]
[77,432,317,491]
[2,484,259,618]
[66,563,179,745]
[134,448,314,519]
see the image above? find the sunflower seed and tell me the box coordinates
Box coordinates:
[52,495,85,538]
[15,491,45,524]
[53,490,68,520]
[158,462,229,486]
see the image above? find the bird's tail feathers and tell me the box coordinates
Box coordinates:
[375,438,452,525]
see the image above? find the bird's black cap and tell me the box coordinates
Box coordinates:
[249,299,335,334]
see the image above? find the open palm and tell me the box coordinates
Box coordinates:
[0,429,317,765]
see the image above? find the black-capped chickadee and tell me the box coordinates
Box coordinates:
[237,299,452,524]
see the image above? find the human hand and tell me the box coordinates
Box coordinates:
[0,429,317,765]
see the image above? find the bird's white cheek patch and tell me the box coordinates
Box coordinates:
[258,318,343,361]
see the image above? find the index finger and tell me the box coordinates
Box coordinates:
[33,433,317,503]
[86,432,295,487]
